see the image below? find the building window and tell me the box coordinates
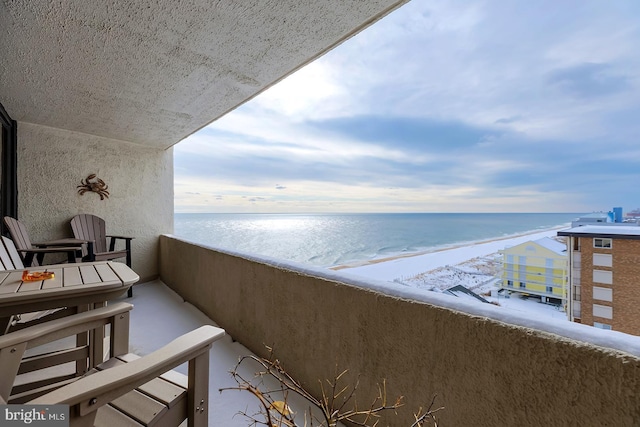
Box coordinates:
[593,304,613,319]
[573,301,581,318]
[593,286,613,302]
[593,322,612,330]
[519,281,526,288]
[593,270,613,285]
[593,238,612,249]
[507,280,513,287]
[506,263,514,279]
[518,256,526,274]
[546,286,553,294]
[593,253,612,267]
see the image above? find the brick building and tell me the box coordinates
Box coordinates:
[558,226,640,335]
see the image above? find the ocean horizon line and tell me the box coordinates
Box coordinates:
[175,211,584,215]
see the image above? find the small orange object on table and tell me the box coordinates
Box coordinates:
[21,270,55,282]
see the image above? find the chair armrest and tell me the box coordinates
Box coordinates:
[19,246,82,254]
[32,238,93,248]
[19,246,83,266]
[31,325,225,412]
[106,235,134,241]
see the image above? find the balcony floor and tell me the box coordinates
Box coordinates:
[115,280,319,426]
[113,280,263,425]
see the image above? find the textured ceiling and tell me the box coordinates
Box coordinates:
[0,0,408,149]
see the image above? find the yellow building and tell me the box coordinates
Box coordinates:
[500,237,568,304]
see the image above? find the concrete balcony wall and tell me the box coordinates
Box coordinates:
[159,235,640,426]
[17,122,173,281]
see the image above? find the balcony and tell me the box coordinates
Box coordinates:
[155,234,640,426]
[3,1,640,424]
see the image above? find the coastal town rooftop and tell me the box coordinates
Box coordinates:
[559,225,640,238]
[2,1,640,424]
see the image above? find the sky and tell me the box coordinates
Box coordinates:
[174,0,640,214]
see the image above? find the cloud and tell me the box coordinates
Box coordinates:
[174,0,640,213]
[494,116,522,125]
[547,63,630,98]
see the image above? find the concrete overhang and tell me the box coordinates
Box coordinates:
[0,0,408,150]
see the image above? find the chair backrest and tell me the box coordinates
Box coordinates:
[0,236,25,270]
[70,214,108,254]
[3,217,33,252]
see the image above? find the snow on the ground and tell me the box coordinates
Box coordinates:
[492,292,569,320]
[396,252,502,293]
[339,228,569,321]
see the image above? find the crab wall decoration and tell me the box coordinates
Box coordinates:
[77,174,110,200]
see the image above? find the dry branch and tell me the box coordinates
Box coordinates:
[220,348,442,427]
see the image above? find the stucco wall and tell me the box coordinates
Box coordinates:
[17,122,173,281]
[159,235,640,426]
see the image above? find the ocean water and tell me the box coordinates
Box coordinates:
[173,212,578,268]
